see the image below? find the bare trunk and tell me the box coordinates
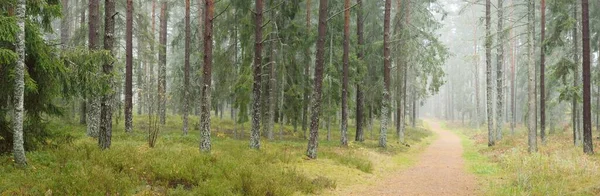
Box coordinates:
[573,3,582,146]
[540,0,546,143]
[302,0,312,139]
[355,0,365,142]
[496,0,504,141]
[380,0,391,148]
[13,0,27,166]
[199,0,214,152]
[158,1,167,125]
[581,0,593,154]
[87,0,100,138]
[340,0,350,147]
[61,0,70,49]
[250,0,264,149]
[306,0,329,159]
[183,0,191,135]
[527,0,537,153]
[266,7,276,141]
[510,0,515,134]
[99,0,115,150]
[125,0,133,133]
[485,0,495,146]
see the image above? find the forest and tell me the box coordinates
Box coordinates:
[1,0,600,195]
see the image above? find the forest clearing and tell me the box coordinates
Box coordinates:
[1,0,600,195]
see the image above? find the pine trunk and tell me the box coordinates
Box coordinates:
[158,1,167,125]
[183,0,191,135]
[540,0,546,143]
[573,3,582,146]
[125,0,133,133]
[527,0,537,153]
[200,0,214,152]
[355,0,365,142]
[306,0,329,159]
[485,0,495,146]
[581,0,593,154]
[302,0,312,139]
[87,0,100,138]
[340,0,350,147]
[250,0,264,149]
[380,0,391,148]
[13,0,27,166]
[496,0,504,141]
[266,6,276,141]
[60,0,70,49]
[99,0,115,150]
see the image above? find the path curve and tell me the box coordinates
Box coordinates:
[348,120,477,196]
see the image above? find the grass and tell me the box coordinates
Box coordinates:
[445,122,600,196]
[0,115,433,195]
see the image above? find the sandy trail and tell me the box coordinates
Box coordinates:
[347,120,477,196]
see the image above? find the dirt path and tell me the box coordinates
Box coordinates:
[347,120,477,196]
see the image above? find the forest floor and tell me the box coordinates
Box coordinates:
[335,120,478,196]
[446,121,600,195]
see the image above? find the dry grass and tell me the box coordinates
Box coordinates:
[446,122,600,195]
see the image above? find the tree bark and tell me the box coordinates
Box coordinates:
[125,0,133,133]
[306,0,329,159]
[510,0,515,134]
[340,0,350,147]
[496,0,504,141]
[61,0,70,49]
[573,3,582,146]
[380,0,391,148]
[266,1,276,141]
[99,0,115,150]
[485,0,495,147]
[581,0,593,154]
[527,0,537,153]
[250,0,264,149]
[355,0,365,142]
[200,0,214,152]
[183,0,191,135]
[302,0,312,139]
[87,0,100,138]
[158,1,167,125]
[540,0,546,143]
[13,0,27,166]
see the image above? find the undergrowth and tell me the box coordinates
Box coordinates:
[446,122,600,195]
[0,115,432,195]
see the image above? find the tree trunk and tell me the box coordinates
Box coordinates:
[302,0,312,140]
[80,0,87,126]
[472,8,480,128]
[158,1,167,125]
[340,0,350,147]
[540,0,546,143]
[355,0,365,142]
[249,0,264,149]
[306,0,329,159]
[527,0,537,153]
[485,0,495,147]
[266,4,276,141]
[496,0,504,141]
[510,0,515,134]
[13,0,27,166]
[573,3,582,146]
[199,0,214,152]
[380,0,391,148]
[581,0,593,154]
[183,0,191,135]
[87,0,100,138]
[125,0,133,133]
[99,0,115,150]
[61,0,70,49]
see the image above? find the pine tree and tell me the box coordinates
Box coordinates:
[306,0,329,159]
[125,0,133,133]
[527,0,538,153]
[340,0,350,147]
[87,0,100,138]
[485,0,495,147]
[200,0,214,152]
[183,0,191,135]
[540,0,547,143]
[581,0,594,154]
[495,0,504,141]
[99,0,115,150]
[355,0,365,142]
[250,0,264,149]
[158,1,167,125]
[380,0,391,148]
